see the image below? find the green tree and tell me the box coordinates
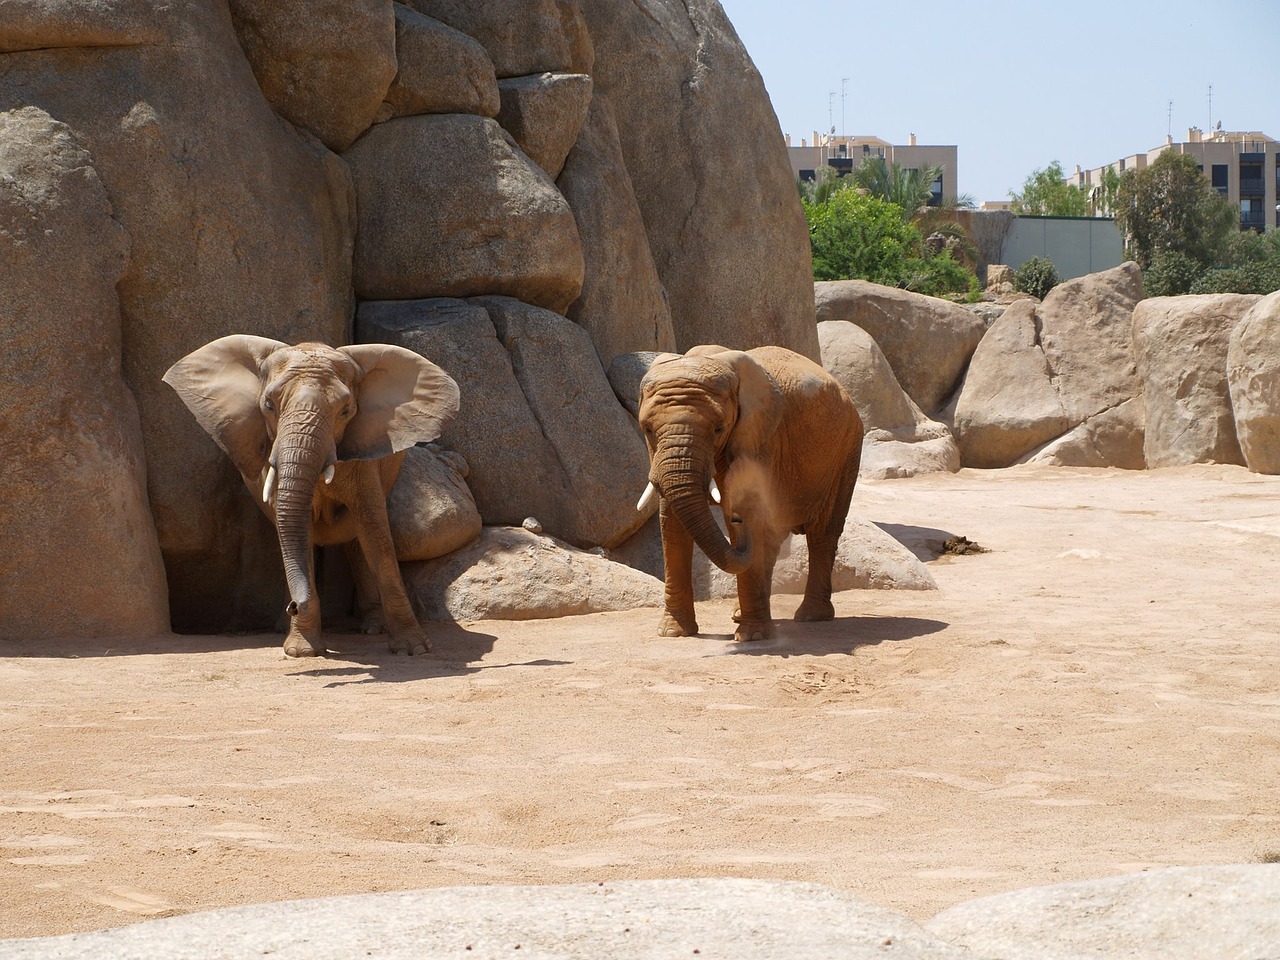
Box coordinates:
[1009,161,1090,217]
[1113,151,1236,270]
[1089,166,1122,217]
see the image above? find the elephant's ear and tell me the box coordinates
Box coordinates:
[338,344,460,461]
[715,350,783,457]
[162,335,285,478]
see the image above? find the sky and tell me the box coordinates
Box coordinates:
[718,0,1280,204]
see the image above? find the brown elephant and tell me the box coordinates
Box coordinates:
[636,345,864,642]
[164,336,459,658]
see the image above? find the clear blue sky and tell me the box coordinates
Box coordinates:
[719,0,1280,204]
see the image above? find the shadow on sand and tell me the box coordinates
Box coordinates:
[700,613,948,658]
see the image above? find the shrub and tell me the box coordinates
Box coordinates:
[1144,250,1205,297]
[1189,261,1280,296]
[1013,257,1059,299]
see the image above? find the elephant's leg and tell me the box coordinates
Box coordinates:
[658,497,699,636]
[734,524,784,642]
[796,470,857,623]
[351,465,429,656]
[344,540,385,635]
[283,548,324,657]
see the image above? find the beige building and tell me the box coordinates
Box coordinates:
[787,132,959,205]
[1069,129,1279,231]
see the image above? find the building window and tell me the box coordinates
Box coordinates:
[798,169,816,182]
[1211,163,1229,195]
[1240,197,1264,232]
[929,174,944,206]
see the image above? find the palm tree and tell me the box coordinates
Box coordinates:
[797,166,848,206]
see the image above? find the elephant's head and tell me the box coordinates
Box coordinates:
[637,346,783,574]
[163,336,459,617]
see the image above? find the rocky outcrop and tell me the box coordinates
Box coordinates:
[379,5,500,120]
[954,263,1145,469]
[400,0,577,76]
[227,0,396,151]
[814,280,988,415]
[0,0,166,51]
[1227,290,1280,474]
[579,0,819,360]
[558,98,677,365]
[345,114,584,311]
[496,72,593,179]
[1133,294,1257,468]
[0,107,169,639]
[1,0,356,632]
[818,321,960,480]
[405,526,661,621]
[358,297,649,549]
[387,445,482,561]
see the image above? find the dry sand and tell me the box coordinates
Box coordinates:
[1,464,1278,939]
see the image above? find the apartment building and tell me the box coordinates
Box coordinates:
[787,132,959,205]
[1068,129,1279,231]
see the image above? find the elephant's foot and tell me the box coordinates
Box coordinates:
[388,625,431,657]
[794,597,835,622]
[359,609,387,635]
[283,630,324,658]
[658,610,698,637]
[734,619,774,642]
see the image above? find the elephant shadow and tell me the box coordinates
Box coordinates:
[874,522,967,562]
[707,613,948,658]
[289,622,571,686]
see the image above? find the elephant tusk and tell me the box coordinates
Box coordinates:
[263,465,276,504]
[323,463,335,485]
[636,481,657,512]
[709,477,722,504]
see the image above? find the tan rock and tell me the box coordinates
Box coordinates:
[400,0,573,77]
[0,1,356,631]
[814,280,988,414]
[1133,295,1257,468]
[381,5,500,120]
[0,107,169,639]
[0,0,164,51]
[555,0,594,73]
[818,321,959,480]
[497,72,592,179]
[387,444,482,561]
[1023,398,1146,470]
[578,0,819,361]
[1227,290,1280,474]
[345,114,583,313]
[559,97,677,365]
[404,527,661,621]
[227,0,396,151]
[358,297,650,549]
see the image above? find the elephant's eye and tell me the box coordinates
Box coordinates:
[341,404,353,418]
[263,398,275,413]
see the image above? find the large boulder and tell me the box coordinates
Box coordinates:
[226,0,396,151]
[0,0,164,51]
[578,0,819,360]
[558,97,677,365]
[0,107,169,639]
[379,4,500,120]
[954,263,1145,469]
[818,321,960,480]
[358,297,650,548]
[1227,290,1280,474]
[405,526,661,621]
[609,512,937,601]
[496,72,593,179]
[927,865,1280,960]
[1133,294,1257,468]
[814,281,988,415]
[386,444,482,561]
[345,114,584,313]
[0,0,356,632]
[399,0,576,77]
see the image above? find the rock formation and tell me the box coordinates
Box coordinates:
[1227,290,1280,474]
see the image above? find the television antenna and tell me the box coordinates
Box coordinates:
[1208,83,1213,133]
[841,77,849,138]
[1167,100,1172,139]
[828,91,835,136]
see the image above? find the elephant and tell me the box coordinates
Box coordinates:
[636,345,864,642]
[163,336,459,658]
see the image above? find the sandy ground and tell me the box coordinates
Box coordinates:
[1,464,1278,940]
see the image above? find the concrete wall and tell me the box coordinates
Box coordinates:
[1000,216,1125,280]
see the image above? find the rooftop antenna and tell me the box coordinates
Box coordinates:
[1167,100,1173,139]
[841,77,849,138]
[828,91,835,139]
[1207,83,1213,133]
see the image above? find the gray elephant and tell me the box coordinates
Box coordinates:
[164,336,458,658]
[637,345,864,642]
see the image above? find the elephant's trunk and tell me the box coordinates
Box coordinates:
[270,411,335,617]
[654,445,752,575]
